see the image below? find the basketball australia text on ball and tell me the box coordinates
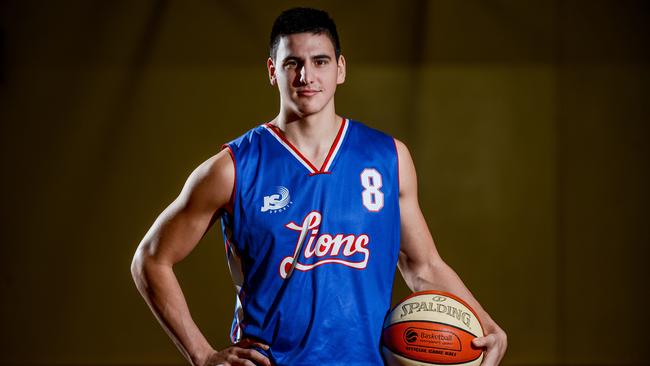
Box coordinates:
[399,296,474,330]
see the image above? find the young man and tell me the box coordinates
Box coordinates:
[131,7,507,366]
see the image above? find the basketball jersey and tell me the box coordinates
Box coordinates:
[220,118,400,365]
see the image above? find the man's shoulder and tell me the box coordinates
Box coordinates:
[347,118,396,143]
[223,123,267,152]
[348,118,394,136]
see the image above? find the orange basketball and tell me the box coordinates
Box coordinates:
[381,290,484,366]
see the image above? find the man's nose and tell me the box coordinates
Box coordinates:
[299,64,313,84]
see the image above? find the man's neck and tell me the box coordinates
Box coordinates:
[272,106,343,168]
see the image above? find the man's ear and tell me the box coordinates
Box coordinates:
[267,57,277,86]
[336,55,346,85]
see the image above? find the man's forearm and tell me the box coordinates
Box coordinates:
[131,254,214,366]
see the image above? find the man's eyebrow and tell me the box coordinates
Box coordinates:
[282,54,332,63]
[282,56,302,63]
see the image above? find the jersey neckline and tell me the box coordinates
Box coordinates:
[263,118,350,175]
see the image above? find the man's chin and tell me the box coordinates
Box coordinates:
[294,103,326,117]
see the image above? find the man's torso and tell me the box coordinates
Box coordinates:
[221,118,400,365]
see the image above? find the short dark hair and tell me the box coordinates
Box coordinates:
[269,7,341,61]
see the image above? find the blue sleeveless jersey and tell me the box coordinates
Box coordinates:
[220,118,400,365]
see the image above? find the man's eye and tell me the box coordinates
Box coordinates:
[316,59,329,66]
[284,61,297,68]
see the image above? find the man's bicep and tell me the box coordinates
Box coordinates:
[139,149,235,266]
[395,139,442,268]
[398,191,442,270]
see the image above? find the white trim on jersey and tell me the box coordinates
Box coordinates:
[262,118,349,174]
[263,124,318,173]
[322,118,349,172]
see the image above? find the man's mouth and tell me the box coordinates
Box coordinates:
[297,89,321,96]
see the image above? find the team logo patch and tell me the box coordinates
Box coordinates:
[261,186,292,213]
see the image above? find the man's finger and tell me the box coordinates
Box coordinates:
[472,334,493,348]
[239,348,271,366]
[472,337,484,348]
[479,345,500,366]
[252,342,270,351]
[232,359,256,366]
[238,337,270,350]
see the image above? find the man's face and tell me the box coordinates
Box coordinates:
[268,32,346,118]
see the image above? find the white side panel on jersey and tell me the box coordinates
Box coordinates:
[224,233,245,343]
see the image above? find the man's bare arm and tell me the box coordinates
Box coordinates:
[394,139,507,366]
[130,149,270,366]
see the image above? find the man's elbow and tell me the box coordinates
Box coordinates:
[131,243,173,292]
[131,248,145,287]
[131,245,154,290]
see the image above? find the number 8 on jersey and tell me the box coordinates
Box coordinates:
[361,168,384,212]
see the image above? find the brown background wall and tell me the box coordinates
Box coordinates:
[0,1,647,365]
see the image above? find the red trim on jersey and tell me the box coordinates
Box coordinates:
[230,321,240,343]
[392,138,400,194]
[265,122,320,172]
[221,144,236,214]
[264,117,347,174]
[319,117,346,171]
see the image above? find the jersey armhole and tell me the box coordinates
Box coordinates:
[221,144,237,215]
[392,138,400,194]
